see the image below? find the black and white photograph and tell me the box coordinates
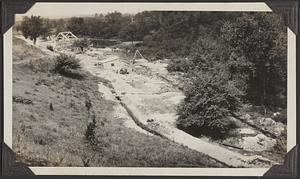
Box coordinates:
[3,2,297,175]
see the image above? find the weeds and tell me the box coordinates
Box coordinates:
[27,58,56,73]
[85,115,97,145]
[81,158,90,167]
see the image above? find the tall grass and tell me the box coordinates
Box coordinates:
[27,57,56,73]
[27,53,84,79]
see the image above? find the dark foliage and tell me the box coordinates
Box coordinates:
[46,45,54,51]
[66,17,89,37]
[73,38,90,51]
[90,38,120,48]
[54,54,83,79]
[177,67,243,138]
[221,13,287,109]
[85,115,97,145]
[20,16,50,44]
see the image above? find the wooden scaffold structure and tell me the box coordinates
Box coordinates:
[131,50,145,64]
[55,31,78,41]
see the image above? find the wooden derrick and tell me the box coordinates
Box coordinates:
[131,50,145,64]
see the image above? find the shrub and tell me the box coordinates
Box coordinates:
[90,39,120,48]
[85,116,97,145]
[167,58,191,73]
[46,45,54,51]
[153,49,169,60]
[177,68,243,139]
[54,54,83,79]
[73,38,90,51]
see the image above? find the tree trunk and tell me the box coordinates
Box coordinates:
[262,77,267,114]
[33,37,37,45]
[261,62,267,114]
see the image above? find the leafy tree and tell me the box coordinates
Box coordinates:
[66,17,88,37]
[102,11,124,38]
[176,37,243,138]
[52,18,67,35]
[119,23,138,42]
[20,15,47,44]
[221,13,287,109]
[41,18,52,40]
[85,17,105,37]
[177,66,242,138]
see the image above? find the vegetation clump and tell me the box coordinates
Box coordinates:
[72,38,90,52]
[46,45,54,51]
[85,116,97,145]
[54,54,83,79]
[20,15,51,44]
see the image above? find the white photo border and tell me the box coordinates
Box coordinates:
[3,2,297,176]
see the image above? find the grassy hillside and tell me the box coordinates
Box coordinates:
[13,37,46,62]
[12,38,225,167]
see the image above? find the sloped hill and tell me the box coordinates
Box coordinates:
[13,37,47,62]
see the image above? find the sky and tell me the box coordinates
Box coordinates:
[15,2,272,19]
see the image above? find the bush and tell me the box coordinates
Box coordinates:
[167,58,191,73]
[90,39,120,48]
[46,45,54,51]
[153,49,169,60]
[85,116,97,145]
[73,38,90,51]
[54,54,83,79]
[177,68,243,139]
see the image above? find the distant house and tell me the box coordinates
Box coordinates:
[55,31,78,41]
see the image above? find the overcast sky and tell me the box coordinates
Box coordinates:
[17,3,157,18]
[15,2,272,19]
